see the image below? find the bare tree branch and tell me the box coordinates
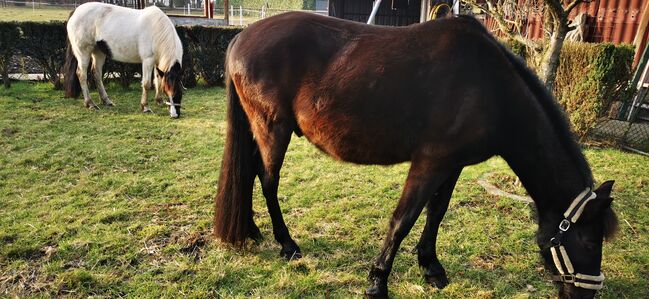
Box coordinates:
[566,0,588,15]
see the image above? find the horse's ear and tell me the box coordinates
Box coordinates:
[595,180,615,198]
[156,67,165,78]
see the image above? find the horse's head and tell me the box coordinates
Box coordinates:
[537,181,618,299]
[157,61,183,118]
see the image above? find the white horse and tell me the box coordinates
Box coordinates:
[64,2,183,118]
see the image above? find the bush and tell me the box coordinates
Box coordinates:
[184,26,243,87]
[17,21,68,90]
[554,42,634,137]
[502,40,634,138]
[0,22,20,88]
[176,26,198,88]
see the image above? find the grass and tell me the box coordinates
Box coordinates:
[0,5,235,23]
[0,5,72,21]
[1,81,648,298]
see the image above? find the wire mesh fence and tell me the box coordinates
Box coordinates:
[592,119,649,154]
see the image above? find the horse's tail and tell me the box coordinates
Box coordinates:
[63,30,80,98]
[214,36,260,245]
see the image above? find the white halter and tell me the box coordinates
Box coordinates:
[549,188,605,290]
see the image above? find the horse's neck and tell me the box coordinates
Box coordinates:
[503,131,592,222]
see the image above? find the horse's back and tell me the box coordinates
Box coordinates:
[68,2,179,65]
[229,14,516,165]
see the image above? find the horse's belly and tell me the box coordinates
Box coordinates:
[105,43,142,64]
[297,114,414,165]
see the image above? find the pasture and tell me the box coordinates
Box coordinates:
[0,82,648,297]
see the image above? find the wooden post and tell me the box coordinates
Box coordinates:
[224,0,229,24]
[633,0,649,67]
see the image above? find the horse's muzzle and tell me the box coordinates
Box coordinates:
[558,283,597,299]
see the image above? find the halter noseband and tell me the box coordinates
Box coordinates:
[549,187,605,290]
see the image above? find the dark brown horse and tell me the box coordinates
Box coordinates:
[214,12,618,298]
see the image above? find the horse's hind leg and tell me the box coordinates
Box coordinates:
[91,50,113,107]
[366,158,455,298]
[253,120,301,260]
[416,169,461,289]
[75,51,97,110]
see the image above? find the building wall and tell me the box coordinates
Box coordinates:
[328,0,422,26]
[485,0,647,45]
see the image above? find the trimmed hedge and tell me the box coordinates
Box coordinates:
[0,21,243,90]
[0,22,20,88]
[180,26,242,87]
[18,21,68,89]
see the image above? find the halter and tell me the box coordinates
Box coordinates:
[549,187,605,290]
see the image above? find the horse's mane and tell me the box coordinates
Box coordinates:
[456,16,594,188]
[498,45,593,187]
[144,6,182,71]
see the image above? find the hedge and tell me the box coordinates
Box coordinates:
[18,21,68,90]
[503,39,634,138]
[0,21,243,90]
[554,42,634,137]
[0,22,20,88]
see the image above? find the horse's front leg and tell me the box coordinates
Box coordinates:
[140,59,154,113]
[366,158,454,298]
[416,169,461,289]
[153,72,164,105]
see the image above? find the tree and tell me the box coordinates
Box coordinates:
[463,0,588,90]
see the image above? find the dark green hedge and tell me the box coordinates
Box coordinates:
[0,21,243,90]
[18,21,68,89]
[0,22,20,88]
[180,26,242,87]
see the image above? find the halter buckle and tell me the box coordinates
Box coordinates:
[561,274,575,283]
[559,219,571,231]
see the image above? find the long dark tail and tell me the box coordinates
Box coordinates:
[63,35,80,98]
[214,40,260,245]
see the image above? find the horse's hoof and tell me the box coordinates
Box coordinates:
[425,274,449,289]
[104,102,114,107]
[87,104,99,110]
[248,226,263,243]
[142,108,153,113]
[365,283,388,298]
[280,245,302,260]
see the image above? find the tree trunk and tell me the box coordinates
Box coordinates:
[540,21,568,91]
[2,67,10,89]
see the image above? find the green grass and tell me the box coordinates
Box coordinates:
[0,5,221,22]
[0,6,72,22]
[1,81,648,298]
